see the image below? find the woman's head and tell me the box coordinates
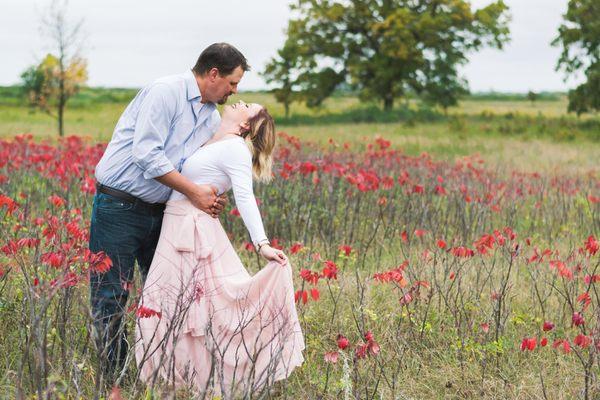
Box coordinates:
[223,101,275,182]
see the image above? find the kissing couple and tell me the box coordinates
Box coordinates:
[89,43,305,397]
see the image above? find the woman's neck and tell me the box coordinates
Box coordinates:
[213,120,241,140]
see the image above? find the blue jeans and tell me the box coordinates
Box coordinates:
[88,192,164,376]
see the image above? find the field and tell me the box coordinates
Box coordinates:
[1,88,598,172]
[1,88,600,399]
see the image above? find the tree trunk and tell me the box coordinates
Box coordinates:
[383,94,394,111]
[58,59,65,137]
[284,101,290,119]
[58,101,64,137]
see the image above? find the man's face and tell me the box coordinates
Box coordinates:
[207,66,245,105]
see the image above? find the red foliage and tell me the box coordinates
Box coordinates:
[136,305,162,319]
[520,337,537,351]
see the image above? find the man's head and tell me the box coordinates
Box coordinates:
[193,43,249,104]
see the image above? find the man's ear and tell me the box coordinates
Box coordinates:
[208,68,219,81]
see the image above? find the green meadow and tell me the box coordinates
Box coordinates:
[1,86,598,174]
[1,86,600,398]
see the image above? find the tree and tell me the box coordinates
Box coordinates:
[22,55,87,123]
[421,57,469,115]
[267,0,510,111]
[21,64,49,110]
[21,0,87,136]
[262,39,303,118]
[552,0,600,115]
[262,19,346,117]
[527,90,538,105]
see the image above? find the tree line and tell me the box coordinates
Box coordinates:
[20,0,600,136]
[263,0,600,118]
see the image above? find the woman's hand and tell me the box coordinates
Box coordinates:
[259,245,288,266]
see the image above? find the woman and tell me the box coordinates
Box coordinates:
[135,101,305,397]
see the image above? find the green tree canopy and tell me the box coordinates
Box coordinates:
[553,0,600,115]
[265,0,510,111]
[21,54,88,135]
[262,39,305,118]
[20,0,88,136]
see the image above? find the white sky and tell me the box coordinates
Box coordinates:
[0,0,582,92]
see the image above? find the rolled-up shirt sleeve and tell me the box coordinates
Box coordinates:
[220,141,268,247]
[132,84,177,179]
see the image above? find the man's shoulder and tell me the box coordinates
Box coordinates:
[131,72,191,110]
[153,72,188,87]
[140,72,188,99]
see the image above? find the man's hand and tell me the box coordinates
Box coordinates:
[155,171,227,218]
[188,184,224,218]
[214,193,229,216]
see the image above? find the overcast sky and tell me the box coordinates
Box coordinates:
[0,0,582,92]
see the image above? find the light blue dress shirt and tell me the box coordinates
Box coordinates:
[95,70,220,203]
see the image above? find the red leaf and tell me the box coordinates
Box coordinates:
[290,242,304,254]
[136,305,162,319]
[542,321,554,331]
[480,323,489,333]
[324,351,339,364]
[574,334,592,348]
[310,287,320,301]
[572,312,585,327]
[337,334,349,350]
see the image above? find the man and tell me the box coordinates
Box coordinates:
[89,43,249,378]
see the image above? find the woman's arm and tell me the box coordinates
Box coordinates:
[220,140,267,246]
[221,140,287,265]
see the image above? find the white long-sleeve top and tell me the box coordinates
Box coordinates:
[169,136,268,247]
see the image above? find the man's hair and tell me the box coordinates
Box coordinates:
[192,43,250,76]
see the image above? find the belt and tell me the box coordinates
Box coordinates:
[95,182,165,213]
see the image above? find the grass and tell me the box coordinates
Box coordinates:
[2,89,598,175]
[1,87,600,399]
[1,133,598,399]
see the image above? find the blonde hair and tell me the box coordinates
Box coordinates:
[241,108,275,182]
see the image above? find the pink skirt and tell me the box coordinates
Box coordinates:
[135,199,305,397]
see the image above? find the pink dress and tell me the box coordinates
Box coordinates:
[135,137,305,397]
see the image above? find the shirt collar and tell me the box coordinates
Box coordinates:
[185,70,201,101]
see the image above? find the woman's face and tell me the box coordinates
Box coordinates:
[223,100,263,127]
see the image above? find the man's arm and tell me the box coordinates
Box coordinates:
[155,170,227,217]
[130,83,227,216]
[131,84,178,180]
